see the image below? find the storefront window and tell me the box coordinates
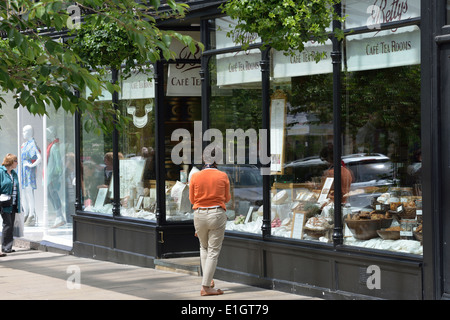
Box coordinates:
[342,25,422,255]
[117,97,157,220]
[45,108,75,236]
[82,71,157,220]
[342,67,422,254]
[0,93,75,245]
[269,61,334,240]
[164,61,201,222]
[209,52,264,234]
[266,22,422,255]
[81,104,114,215]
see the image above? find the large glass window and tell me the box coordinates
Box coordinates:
[341,25,422,255]
[266,22,422,255]
[269,73,334,241]
[45,108,75,236]
[209,52,264,234]
[342,66,422,254]
[164,62,201,222]
[81,71,157,221]
[117,97,157,220]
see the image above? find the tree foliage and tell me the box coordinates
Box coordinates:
[0,0,202,133]
[221,0,343,59]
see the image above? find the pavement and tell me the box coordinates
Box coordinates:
[0,246,321,303]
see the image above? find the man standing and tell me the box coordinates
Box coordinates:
[189,158,231,296]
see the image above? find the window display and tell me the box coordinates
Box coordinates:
[44,110,76,238]
[81,71,158,220]
[268,72,334,241]
[341,65,422,255]
[208,53,264,234]
[164,63,201,222]
[264,26,422,255]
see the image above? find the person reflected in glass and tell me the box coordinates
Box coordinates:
[101,151,124,188]
[0,153,20,254]
[320,144,354,202]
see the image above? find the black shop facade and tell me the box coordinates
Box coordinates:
[70,0,450,300]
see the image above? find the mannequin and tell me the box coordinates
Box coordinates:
[46,126,65,228]
[21,125,42,226]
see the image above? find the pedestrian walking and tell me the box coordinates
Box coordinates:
[189,155,231,296]
[0,153,20,254]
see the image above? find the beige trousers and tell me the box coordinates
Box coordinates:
[194,207,227,287]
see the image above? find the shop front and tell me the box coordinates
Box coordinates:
[0,92,75,247]
[71,0,449,299]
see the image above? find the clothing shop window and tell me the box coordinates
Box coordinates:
[208,53,264,234]
[45,108,75,231]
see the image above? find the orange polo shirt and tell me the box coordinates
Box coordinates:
[189,168,231,210]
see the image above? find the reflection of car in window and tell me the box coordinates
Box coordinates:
[283,153,395,208]
[342,153,393,187]
[217,164,263,208]
[342,154,395,208]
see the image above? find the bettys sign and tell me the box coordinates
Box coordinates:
[344,0,420,30]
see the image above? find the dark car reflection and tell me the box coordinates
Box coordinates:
[217,164,263,213]
[283,153,395,208]
[217,153,395,212]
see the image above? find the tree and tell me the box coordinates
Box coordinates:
[221,0,343,60]
[0,0,202,133]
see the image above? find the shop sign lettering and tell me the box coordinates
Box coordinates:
[167,31,201,96]
[344,0,420,30]
[367,0,409,30]
[365,40,412,55]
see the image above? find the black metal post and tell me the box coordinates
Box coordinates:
[74,90,82,213]
[331,3,343,245]
[200,19,211,153]
[261,47,271,238]
[111,68,121,217]
[154,60,166,226]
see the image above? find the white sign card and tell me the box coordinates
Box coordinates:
[318,177,334,203]
[245,206,253,224]
[291,212,305,239]
[270,92,287,174]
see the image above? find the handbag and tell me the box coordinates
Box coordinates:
[0,194,11,207]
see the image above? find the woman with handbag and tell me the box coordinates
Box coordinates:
[0,153,20,255]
